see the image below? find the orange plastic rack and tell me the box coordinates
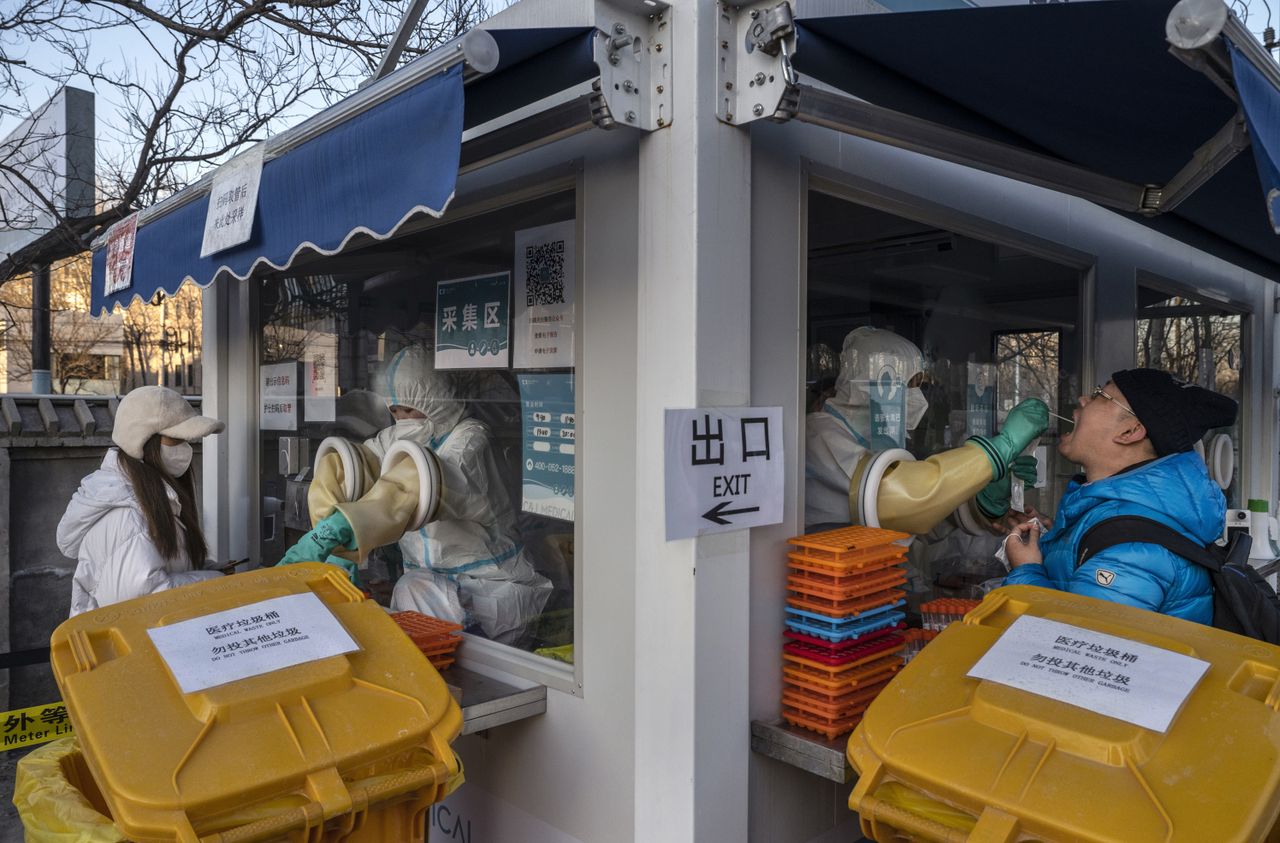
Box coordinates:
[786,551,906,578]
[391,611,464,670]
[786,567,908,601]
[782,704,872,740]
[788,525,910,556]
[786,588,906,618]
[783,678,893,719]
[783,654,903,695]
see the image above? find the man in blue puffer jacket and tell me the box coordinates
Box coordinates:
[1005,368,1238,624]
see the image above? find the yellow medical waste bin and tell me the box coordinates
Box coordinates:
[48,562,463,843]
[848,584,1280,843]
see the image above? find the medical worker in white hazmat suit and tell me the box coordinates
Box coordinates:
[805,327,1046,545]
[281,346,551,645]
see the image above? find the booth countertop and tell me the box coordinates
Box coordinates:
[444,665,547,734]
[751,720,852,784]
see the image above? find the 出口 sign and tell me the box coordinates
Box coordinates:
[664,407,784,540]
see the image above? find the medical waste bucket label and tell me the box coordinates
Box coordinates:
[147,591,359,693]
[966,615,1209,732]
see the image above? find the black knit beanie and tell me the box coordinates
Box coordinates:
[1110,368,1238,457]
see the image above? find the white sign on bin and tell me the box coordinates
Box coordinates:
[664,407,784,540]
[147,592,359,694]
[966,615,1210,733]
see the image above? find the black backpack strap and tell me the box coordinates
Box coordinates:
[1075,515,1223,572]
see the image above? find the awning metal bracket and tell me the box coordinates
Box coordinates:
[592,6,672,130]
[717,0,797,125]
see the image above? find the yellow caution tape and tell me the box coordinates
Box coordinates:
[1,702,73,751]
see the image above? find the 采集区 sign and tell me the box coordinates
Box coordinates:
[435,273,510,369]
[664,407,784,540]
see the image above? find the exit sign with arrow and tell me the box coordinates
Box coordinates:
[664,407,784,540]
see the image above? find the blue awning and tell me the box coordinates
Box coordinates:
[1230,39,1280,236]
[790,0,1280,277]
[90,26,599,315]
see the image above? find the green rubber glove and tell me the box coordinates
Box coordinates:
[967,398,1048,480]
[975,454,1039,518]
[278,511,357,567]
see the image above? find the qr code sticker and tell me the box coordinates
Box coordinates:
[525,240,566,307]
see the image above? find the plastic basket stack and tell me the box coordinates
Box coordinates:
[781,526,910,740]
[391,611,464,670]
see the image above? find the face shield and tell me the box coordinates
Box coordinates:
[830,327,929,446]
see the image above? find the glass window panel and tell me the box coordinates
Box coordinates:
[1136,285,1246,505]
[256,191,576,660]
[805,191,1083,594]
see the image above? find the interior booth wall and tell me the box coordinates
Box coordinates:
[746,117,1278,843]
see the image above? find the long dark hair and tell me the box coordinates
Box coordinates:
[117,435,208,566]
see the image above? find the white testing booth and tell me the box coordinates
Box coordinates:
[90,0,1280,840]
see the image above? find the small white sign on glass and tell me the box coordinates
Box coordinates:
[966,615,1210,733]
[260,361,297,431]
[513,221,575,369]
[147,592,360,694]
[200,146,264,258]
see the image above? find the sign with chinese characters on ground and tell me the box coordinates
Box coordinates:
[664,407,784,540]
[103,213,138,296]
[260,360,297,430]
[146,592,359,694]
[513,221,575,369]
[1,702,72,751]
[200,146,264,257]
[518,374,575,522]
[303,334,338,423]
[435,273,510,369]
[966,615,1210,732]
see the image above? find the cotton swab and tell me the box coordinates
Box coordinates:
[1047,411,1075,427]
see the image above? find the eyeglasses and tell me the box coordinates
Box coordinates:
[1091,386,1137,418]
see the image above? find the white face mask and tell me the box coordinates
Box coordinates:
[905,387,929,431]
[160,442,193,477]
[392,417,443,447]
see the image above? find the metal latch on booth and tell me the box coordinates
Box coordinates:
[718,1,797,125]
[746,2,793,56]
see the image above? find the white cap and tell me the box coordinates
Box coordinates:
[112,385,224,459]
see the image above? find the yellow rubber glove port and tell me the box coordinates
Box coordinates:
[859,443,994,535]
[13,737,125,843]
[334,456,423,562]
[308,446,382,527]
